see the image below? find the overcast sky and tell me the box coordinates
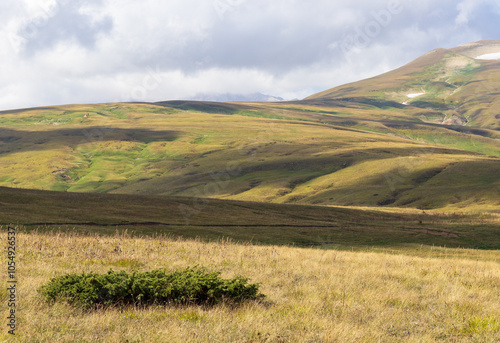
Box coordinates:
[0,0,499,110]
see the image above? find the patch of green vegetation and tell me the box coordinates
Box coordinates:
[0,112,76,127]
[397,129,500,157]
[456,62,482,77]
[408,99,450,111]
[463,315,500,336]
[38,267,264,309]
[233,110,288,120]
[110,110,127,119]
[0,176,14,182]
[191,135,209,144]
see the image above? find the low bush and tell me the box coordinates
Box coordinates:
[38,267,263,309]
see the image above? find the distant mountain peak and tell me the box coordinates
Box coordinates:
[306,40,500,129]
[188,92,284,103]
[453,39,500,59]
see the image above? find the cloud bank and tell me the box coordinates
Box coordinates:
[0,0,499,109]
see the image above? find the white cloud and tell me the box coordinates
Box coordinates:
[0,0,498,110]
[456,0,483,25]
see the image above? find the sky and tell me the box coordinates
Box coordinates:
[0,0,499,110]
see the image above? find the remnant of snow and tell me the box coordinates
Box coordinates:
[407,92,424,98]
[475,52,500,60]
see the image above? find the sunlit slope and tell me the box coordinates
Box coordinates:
[306,40,500,130]
[0,101,498,211]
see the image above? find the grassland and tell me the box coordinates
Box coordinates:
[0,100,498,212]
[1,187,499,249]
[1,229,498,342]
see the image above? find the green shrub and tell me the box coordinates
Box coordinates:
[38,267,264,309]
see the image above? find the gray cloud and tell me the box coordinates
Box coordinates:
[0,0,499,110]
[18,0,113,56]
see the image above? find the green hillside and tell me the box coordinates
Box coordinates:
[0,100,498,212]
[0,40,499,216]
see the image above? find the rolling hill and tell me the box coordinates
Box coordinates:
[0,40,499,216]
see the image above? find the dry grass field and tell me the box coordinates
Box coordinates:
[1,229,499,342]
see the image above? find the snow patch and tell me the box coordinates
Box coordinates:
[407,92,424,98]
[475,52,500,60]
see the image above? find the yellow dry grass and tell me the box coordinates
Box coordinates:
[1,229,499,342]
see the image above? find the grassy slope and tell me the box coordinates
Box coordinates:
[0,101,498,212]
[0,40,498,216]
[306,40,500,130]
[1,186,499,249]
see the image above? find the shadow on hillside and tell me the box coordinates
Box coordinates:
[0,127,180,155]
[133,145,484,196]
[154,100,259,114]
[293,97,408,109]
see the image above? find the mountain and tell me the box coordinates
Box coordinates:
[0,41,498,213]
[188,92,284,102]
[307,40,500,129]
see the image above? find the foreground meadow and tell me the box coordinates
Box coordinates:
[1,229,499,342]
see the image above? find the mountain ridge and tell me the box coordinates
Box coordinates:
[188,92,284,102]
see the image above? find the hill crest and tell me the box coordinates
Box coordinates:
[306,40,500,129]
